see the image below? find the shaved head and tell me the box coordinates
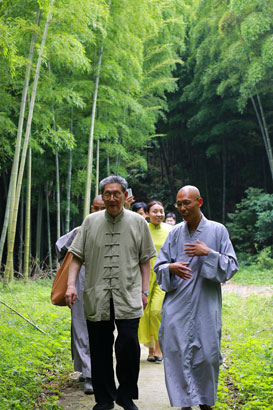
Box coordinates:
[176,185,203,229]
[178,185,201,199]
[91,195,105,213]
[93,195,103,203]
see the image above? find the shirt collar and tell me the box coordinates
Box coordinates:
[149,222,162,230]
[105,208,125,223]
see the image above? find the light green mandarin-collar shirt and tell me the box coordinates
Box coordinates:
[69,209,157,321]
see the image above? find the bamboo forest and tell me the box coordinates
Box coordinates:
[0,0,273,408]
[0,0,273,278]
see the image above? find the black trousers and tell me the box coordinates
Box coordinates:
[86,299,140,404]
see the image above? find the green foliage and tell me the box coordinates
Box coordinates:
[227,188,273,253]
[216,294,273,409]
[0,279,71,409]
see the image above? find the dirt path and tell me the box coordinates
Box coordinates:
[57,282,273,410]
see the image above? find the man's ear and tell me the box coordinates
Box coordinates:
[199,197,203,207]
[124,190,129,199]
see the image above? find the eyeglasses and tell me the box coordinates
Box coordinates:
[174,198,199,208]
[102,192,123,200]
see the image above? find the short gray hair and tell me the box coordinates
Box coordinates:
[100,175,128,194]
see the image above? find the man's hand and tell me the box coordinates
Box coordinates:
[142,293,148,309]
[65,285,77,309]
[169,262,192,280]
[184,240,210,257]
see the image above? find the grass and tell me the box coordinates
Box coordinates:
[215,290,273,409]
[231,264,273,286]
[0,279,71,409]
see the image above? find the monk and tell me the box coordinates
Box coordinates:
[154,185,238,410]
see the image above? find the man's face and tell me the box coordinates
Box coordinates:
[136,207,146,218]
[176,189,202,223]
[102,183,127,217]
[91,198,105,213]
[165,217,176,226]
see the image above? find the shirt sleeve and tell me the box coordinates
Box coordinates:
[200,225,239,283]
[69,218,89,262]
[139,219,157,264]
[154,232,180,292]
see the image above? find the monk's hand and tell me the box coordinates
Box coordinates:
[142,293,148,309]
[65,285,77,309]
[184,240,210,257]
[169,262,192,280]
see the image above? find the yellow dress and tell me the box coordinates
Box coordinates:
[138,222,171,345]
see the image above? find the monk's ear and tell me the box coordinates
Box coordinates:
[199,197,203,208]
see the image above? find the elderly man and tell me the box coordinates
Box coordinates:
[154,185,238,410]
[66,176,156,410]
[56,195,105,394]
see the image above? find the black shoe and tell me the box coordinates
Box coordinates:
[199,406,213,410]
[84,377,94,394]
[147,356,156,362]
[154,355,163,362]
[116,397,138,410]
[181,407,192,410]
[93,402,114,410]
[78,373,85,382]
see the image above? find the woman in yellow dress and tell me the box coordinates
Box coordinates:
[138,200,172,362]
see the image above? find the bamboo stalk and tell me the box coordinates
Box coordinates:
[0,300,46,334]
[5,1,55,284]
[24,147,31,281]
[83,0,112,218]
[95,138,100,197]
[0,10,40,271]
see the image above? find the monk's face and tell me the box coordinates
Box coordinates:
[91,198,105,213]
[176,189,202,223]
[102,183,127,217]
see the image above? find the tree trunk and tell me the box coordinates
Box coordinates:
[95,138,100,197]
[106,136,110,176]
[45,181,53,273]
[56,150,61,241]
[83,0,111,217]
[65,106,73,233]
[18,189,24,276]
[250,95,273,182]
[24,148,31,282]
[83,44,104,217]
[222,140,227,224]
[35,186,43,267]
[5,1,55,284]
[0,10,40,270]
[204,161,211,220]
[256,94,273,182]
[159,138,176,203]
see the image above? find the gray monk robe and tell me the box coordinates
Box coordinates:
[56,228,91,379]
[154,215,238,408]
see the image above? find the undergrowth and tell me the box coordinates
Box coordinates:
[0,279,71,409]
[216,293,273,409]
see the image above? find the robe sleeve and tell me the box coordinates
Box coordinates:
[154,232,180,292]
[200,225,239,283]
[69,217,90,262]
[55,227,79,263]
